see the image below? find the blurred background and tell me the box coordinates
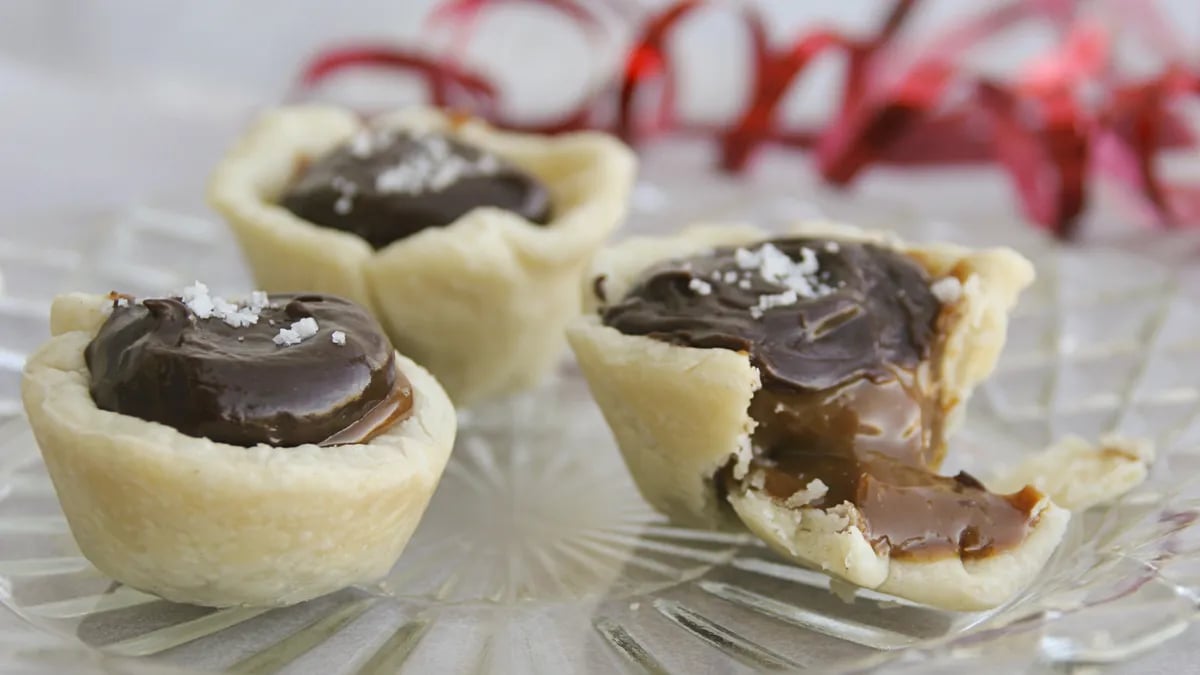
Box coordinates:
[3,0,1200,252]
[3,3,1200,672]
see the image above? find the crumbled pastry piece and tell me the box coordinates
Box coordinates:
[988,435,1155,511]
[208,105,636,405]
[22,293,456,607]
[568,221,1059,610]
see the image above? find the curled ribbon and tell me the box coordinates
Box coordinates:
[296,0,1200,239]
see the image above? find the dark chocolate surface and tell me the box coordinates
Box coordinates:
[85,293,410,447]
[281,130,552,249]
[603,238,1041,560]
[601,239,939,391]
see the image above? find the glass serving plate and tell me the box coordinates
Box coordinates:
[1,147,1200,674]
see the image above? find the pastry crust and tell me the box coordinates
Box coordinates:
[208,105,636,405]
[727,486,1070,611]
[567,222,1056,609]
[23,294,457,608]
[988,435,1154,511]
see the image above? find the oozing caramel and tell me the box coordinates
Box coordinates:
[602,238,1042,561]
[747,370,1039,560]
[319,373,415,446]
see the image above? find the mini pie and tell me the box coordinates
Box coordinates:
[208,105,637,405]
[567,222,1078,611]
[22,288,456,608]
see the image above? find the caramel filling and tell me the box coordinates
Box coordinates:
[744,368,1040,560]
[319,371,415,446]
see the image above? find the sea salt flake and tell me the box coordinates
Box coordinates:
[273,328,302,346]
[222,308,259,328]
[931,277,963,303]
[272,317,320,347]
[688,278,713,296]
[211,297,238,317]
[249,291,270,311]
[734,247,761,270]
[292,317,319,339]
[181,281,215,319]
[753,289,799,316]
[331,330,347,346]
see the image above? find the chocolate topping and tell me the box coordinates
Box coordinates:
[85,293,411,447]
[601,239,939,390]
[280,130,553,249]
[603,238,1041,560]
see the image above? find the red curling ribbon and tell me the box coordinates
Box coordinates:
[293,0,1200,239]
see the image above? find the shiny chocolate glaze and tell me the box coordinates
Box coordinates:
[280,130,552,249]
[85,293,411,447]
[603,238,1041,560]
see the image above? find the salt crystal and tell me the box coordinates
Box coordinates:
[181,281,215,319]
[211,297,238,317]
[752,289,799,317]
[734,247,761,270]
[249,291,270,310]
[272,317,320,347]
[931,277,963,303]
[273,328,302,346]
[222,308,259,328]
[688,278,713,296]
[292,317,319,339]
[331,330,347,346]
[732,243,837,318]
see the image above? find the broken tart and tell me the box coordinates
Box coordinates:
[567,222,1074,611]
[21,286,456,607]
[208,105,636,405]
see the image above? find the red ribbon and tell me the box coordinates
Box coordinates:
[294,0,1200,239]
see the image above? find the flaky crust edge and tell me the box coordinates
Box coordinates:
[22,294,457,608]
[566,222,1064,610]
[207,105,637,405]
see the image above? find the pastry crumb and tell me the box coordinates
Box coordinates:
[785,479,829,508]
[931,277,963,303]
